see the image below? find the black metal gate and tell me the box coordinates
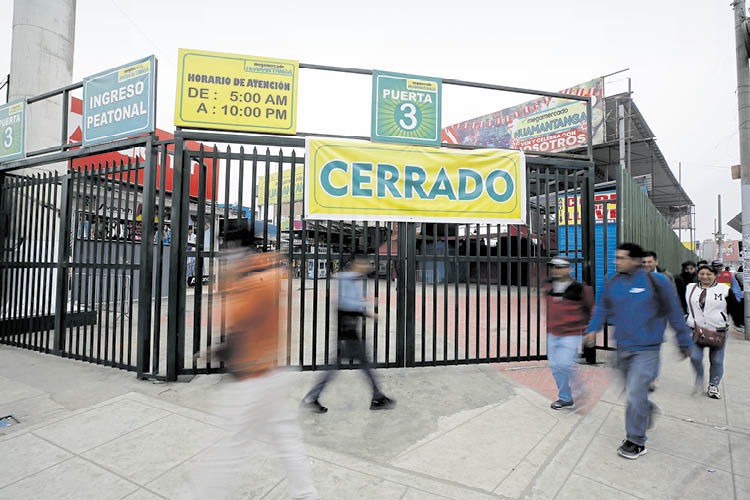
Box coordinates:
[165,132,594,378]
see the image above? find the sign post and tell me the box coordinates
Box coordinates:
[371,71,441,146]
[0,100,26,162]
[82,55,156,146]
[174,49,298,134]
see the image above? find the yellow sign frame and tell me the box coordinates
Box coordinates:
[174,48,298,134]
[304,137,526,224]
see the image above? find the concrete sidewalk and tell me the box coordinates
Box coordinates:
[1,333,748,500]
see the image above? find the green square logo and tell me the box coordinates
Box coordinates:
[371,71,441,146]
[0,100,26,163]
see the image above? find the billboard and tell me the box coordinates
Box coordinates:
[442,78,604,153]
[304,137,525,224]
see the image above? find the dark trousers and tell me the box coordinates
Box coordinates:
[303,310,383,402]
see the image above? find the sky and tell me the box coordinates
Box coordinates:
[0,0,743,242]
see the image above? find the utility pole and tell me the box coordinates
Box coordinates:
[733,0,750,339]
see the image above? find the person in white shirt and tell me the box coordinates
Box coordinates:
[685,265,736,399]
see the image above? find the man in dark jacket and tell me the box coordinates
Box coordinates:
[545,257,594,410]
[586,243,693,460]
[674,261,697,314]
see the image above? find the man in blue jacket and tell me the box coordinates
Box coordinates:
[585,243,693,460]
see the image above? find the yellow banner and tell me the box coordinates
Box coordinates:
[258,169,304,205]
[174,48,298,134]
[304,138,526,223]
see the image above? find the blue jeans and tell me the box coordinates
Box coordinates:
[547,334,580,403]
[690,342,726,386]
[616,349,660,447]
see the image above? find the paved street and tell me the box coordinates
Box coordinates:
[1,330,748,499]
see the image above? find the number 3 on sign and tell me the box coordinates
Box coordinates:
[3,126,12,148]
[399,103,417,130]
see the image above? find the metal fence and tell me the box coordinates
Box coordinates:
[617,166,697,275]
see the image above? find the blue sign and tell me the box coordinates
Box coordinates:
[82,55,156,146]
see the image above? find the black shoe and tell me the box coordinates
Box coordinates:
[370,396,396,410]
[617,440,647,459]
[550,399,574,410]
[301,399,328,413]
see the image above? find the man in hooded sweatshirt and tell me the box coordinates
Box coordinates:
[585,243,693,460]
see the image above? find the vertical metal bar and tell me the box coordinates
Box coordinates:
[102,162,115,363]
[221,146,233,369]
[126,160,138,366]
[573,174,580,280]
[350,220,356,368]
[298,211,307,367]
[373,221,380,365]
[113,161,125,364]
[93,165,106,361]
[339,219,344,366]
[43,173,56,352]
[85,163,97,358]
[60,89,69,148]
[526,167,532,360]
[0,176,8,330]
[385,222,392,367]
[249,147,257,234]
[262,148,271,250]
[153,147,167,374]
[11,176,24,344]
[486,223,490,361]
[405,223,416,367]
[506,221,512,360]
[312,221,319,370]
[432,226,437,365]
[453,223,459,363]
[31,175,43,348]
[496,222,501,361]
[464,223,470,361]
[192,147,207,370]
[53,173,73,354]
[137,139,156,377]
[71,166,84,355]
[324,220,332,366]
[475,223,480,360]
[443,225,448,365]
[238,147,245,223]
[204,146,220,371]
[275,150,283,253]
[361,221,368,351]
[286,151,295,365]
[515,222,522,361]
[22,175,34,346]
[421,224,426,363]
[535,169,542,359]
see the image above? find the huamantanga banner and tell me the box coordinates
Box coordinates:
[304,137,526,224]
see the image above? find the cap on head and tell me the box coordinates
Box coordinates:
[550,257,570,268]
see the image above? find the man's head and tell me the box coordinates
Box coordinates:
[642,251,658,273]
[348,255,370,274]
[681,261,696,275]
[549,257,572,281]
[711,260,724,274]
[696,260,708,267]
[616,242,645,274]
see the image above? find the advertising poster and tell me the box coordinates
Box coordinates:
[442,78,604,153]
[174,48,298,134]
[257,169,305,205]
[305,137,525,224]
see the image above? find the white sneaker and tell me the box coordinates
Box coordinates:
[707,385,721,399]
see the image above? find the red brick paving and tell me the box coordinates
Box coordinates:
[495,360,613,415]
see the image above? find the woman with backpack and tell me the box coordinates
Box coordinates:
[686,264,740,399]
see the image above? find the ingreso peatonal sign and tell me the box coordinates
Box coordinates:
[174,48,298,134]
[304,137,525,223]
[82,55,156,146]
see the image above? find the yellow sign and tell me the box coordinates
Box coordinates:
[304,138,526,223]
[258,169,305,204]
[174,48,298,134]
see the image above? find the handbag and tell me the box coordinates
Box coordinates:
[688,285,727,349]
